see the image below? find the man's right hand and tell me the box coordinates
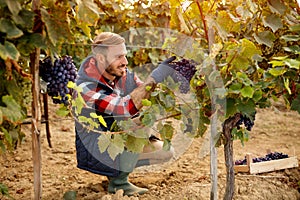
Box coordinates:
[150,56,177,83]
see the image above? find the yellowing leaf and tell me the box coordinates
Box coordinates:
[67,81,75,88]
[98,115,107,128]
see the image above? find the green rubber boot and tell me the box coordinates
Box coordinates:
[108,172,148,196]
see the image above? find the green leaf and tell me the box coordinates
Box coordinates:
[0,95,25,123]
[141,99,152,106]
[125,135,148,153]
[283,46,300,54]
[241,86,254,98]
[4,0,21,15]
[268,0,287,15]
[56,106,70,117]
[240,39,261,58]
[141,113,155,127]
[107,134,125,160]
[0,41,20,60]
[290,24,300,32]
[284,59,300,70]
[252,89,263,101]
[162,139,171,151]
[12,9,34,29]
[160,122,174,140]
[280,35,300,42]
[253,31,276,47]
[76,0,100,37]
[0,109,3,124]
[4,41,19,60]
[291,94,300,114]
[41,8,72,45]
[98,134,111,153]
[236,72,253,86]
[0,182,9,196]
[262,13,283,32]
[228,82,242,94]
[63,190,77,200]
[0,18,23,39]
[226,98,238,118]
[268,67,287,77]
[269,60,285,67]
[236,99,256,115]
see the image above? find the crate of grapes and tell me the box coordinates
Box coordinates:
[234,151,299,174]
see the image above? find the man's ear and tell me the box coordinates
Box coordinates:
[96,54,105,64]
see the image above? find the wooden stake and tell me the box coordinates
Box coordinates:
[31,0,42,199]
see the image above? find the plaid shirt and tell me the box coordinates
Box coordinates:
[76,57,143,119]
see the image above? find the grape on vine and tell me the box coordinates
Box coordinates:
[168,58,197,94]
[39,55,78,106]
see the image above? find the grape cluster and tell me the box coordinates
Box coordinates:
[235,152,289,165]
[39,56,77,105]
[169,59,197,93]
[15,71,32,108]
[236,112,256,131]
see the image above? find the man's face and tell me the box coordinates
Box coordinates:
[104,43,128,77]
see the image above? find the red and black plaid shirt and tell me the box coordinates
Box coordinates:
[76,57,143,118]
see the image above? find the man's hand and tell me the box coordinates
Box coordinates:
[150,56,177,83]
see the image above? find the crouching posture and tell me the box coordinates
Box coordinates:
[74,32,178,196]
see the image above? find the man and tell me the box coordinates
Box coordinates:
[74,32,178,196]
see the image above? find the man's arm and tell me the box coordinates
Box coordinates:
[78,81,139,118]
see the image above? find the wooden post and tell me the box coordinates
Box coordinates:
[207,26,218,200]
[30,0,42,199]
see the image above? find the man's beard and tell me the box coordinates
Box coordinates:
[105,64,126,78]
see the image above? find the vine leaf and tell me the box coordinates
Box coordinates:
[241,86,254,98]
[268,67,286,77]
[4,0,22,15]
[98,134,110,153]
[291,94,300,114]
[108,135,125,160]
[141,99,152,106]
[263,13,283,32]
[56,105,70,117]
[0,95,25,123]
[0,41,20,60]
[76,0,100,37]
[40,7,73,45]
[268,0,287,15]
[90,112,107,128]
[0,18,23,39]
[98,134,126,160]
[0,109,2,125]
[253,31,276,47]
[125,135,149,153]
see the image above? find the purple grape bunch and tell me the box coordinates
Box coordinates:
[169,58,197,94]
[235,152,289,165]
[236,112,256,131]
[39,56,77,105]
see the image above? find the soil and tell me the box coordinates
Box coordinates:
[1,99,300,200]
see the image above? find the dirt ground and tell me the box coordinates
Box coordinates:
[1,99,300,200]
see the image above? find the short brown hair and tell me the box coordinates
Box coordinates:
[92,32,125,55]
